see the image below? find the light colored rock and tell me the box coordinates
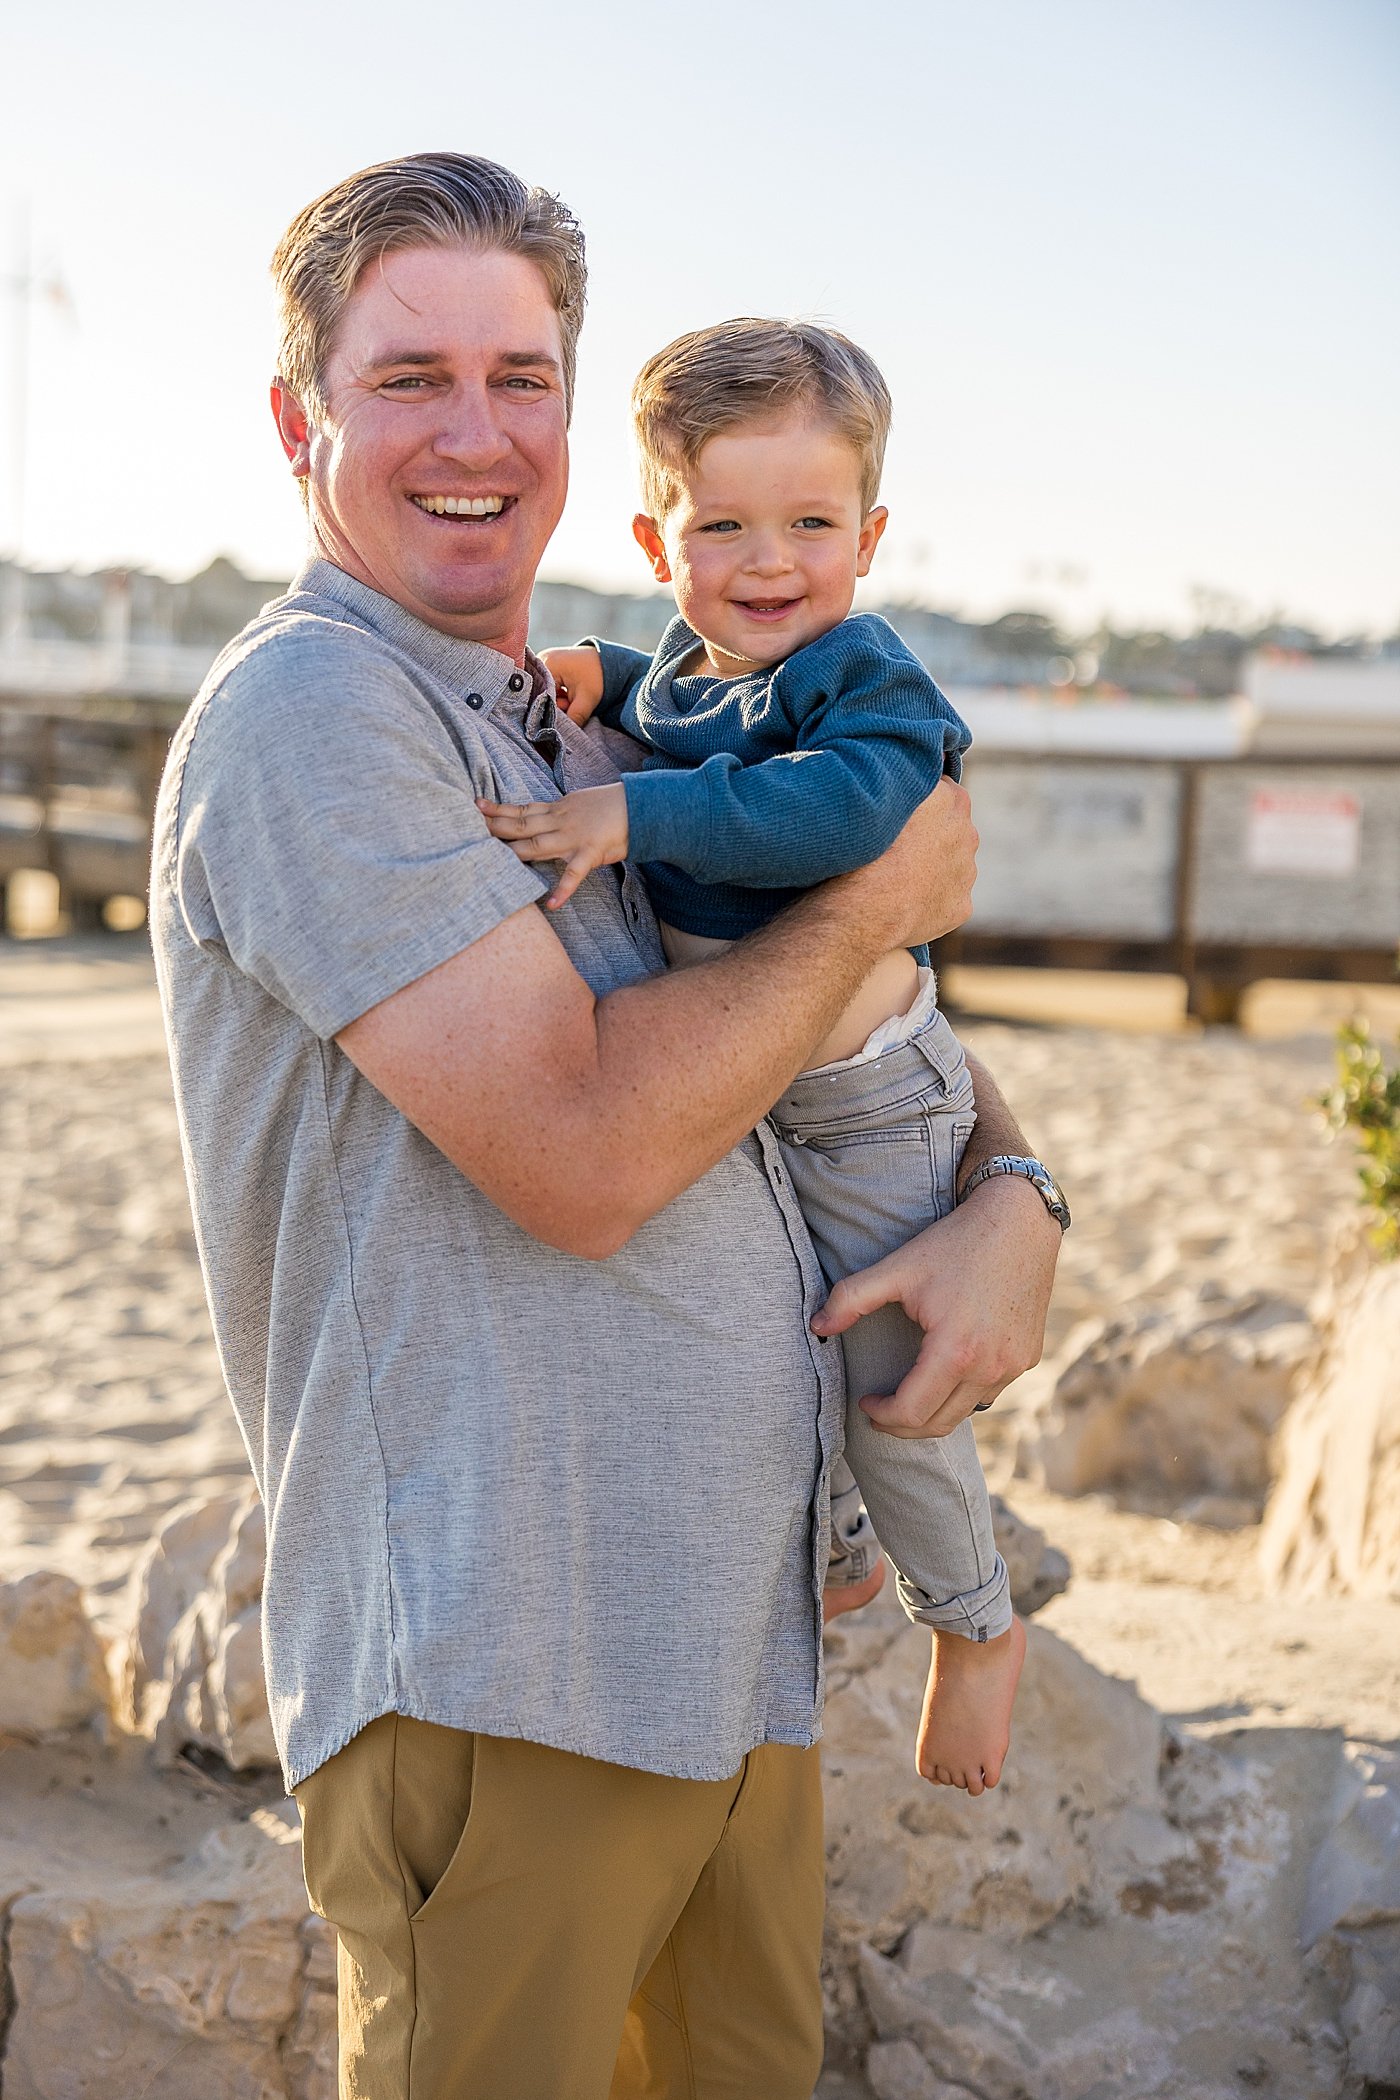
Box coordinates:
[3,1804,334,2100]
[989,1495,1070,1617]
[1016,1290,1311,1512]
[122,1488,277,1771]
[1259,1230,1400,1599]
[824,1613,1184,1951]
[1300,1741,1400,2088]
[866,2035,976,2100]
[1301,1740,1400,1948]
[0,1572,110,1736]
[820,1593,1347,2097]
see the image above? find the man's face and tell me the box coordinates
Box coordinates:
[279,244,569,654]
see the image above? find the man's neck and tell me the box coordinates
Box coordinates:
[308,528,530,665]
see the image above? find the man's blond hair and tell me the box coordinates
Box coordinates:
[632,318,892,521]
[272,152,587,420]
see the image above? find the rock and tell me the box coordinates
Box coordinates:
[0,1572,111,1736]
[1301,1741,1400,2088]
[121,1488,277,1771]
[1016,1292,1311,1514]
[866,2035,977,2100]
[1259,1229,1400,1599]
[989,1496,1070,1616]
[818,1594,1345,2095]
[3,1804,335,2099]
[823,1613,1187,1952]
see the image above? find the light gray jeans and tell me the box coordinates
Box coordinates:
[770,1008,1012,1641]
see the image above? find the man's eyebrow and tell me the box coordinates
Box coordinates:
[360,347,562,375]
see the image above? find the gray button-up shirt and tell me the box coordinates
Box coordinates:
[151,559,844,1791]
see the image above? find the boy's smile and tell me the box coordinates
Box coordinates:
[633,411,887,678]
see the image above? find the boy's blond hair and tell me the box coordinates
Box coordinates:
[632,318,892,522]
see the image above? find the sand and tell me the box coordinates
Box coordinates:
[2,932,1396,1745]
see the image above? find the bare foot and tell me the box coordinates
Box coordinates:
[823,1555,886,1624]
[916,1613,1027,1795]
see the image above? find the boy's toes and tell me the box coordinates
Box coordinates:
[964,1767,986,1796]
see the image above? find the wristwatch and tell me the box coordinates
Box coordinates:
[959,1155,1071,1231]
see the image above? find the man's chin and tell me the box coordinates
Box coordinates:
[407,559,527,642]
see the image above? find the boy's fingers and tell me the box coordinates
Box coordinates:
[476,798,556,839]
[546,851,596,910]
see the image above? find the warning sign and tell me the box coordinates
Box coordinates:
[1246,788,1361,877]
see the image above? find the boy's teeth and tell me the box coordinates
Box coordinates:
[414,495,506,516]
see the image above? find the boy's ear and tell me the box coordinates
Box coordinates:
[855,506,889,579]
[632,514,672,584]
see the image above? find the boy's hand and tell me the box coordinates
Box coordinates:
[478,783,630,910]
[541,646,605,725]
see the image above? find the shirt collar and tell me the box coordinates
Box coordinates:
[291,557,541,718]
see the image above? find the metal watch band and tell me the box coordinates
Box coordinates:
[959,1154,1071,1231]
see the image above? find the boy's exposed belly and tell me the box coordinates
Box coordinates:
[659,923,922,1069]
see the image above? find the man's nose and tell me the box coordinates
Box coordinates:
[433,384,514,470]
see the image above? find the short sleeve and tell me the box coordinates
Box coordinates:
[172,624,547,1039]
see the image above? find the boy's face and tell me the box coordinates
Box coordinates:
[633,410,887,676]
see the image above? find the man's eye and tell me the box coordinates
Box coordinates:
[382,376,430,393]
[502,374,546,390]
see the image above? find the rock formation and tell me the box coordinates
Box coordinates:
[1259,1228,1400,1599]
[0,1572,111,1737]
[1015,1287,1311,1520]
[2,1787,335,2099]
[820,1590,1368,2098]
[121,1487,277,1771]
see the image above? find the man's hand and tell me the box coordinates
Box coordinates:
[541,646,605,725]
[835,778,978,954]
[811,1176,1061,1436]
[478,783,629,909]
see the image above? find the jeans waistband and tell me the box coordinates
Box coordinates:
[769,1008,972,1137]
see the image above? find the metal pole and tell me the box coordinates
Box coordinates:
[11,198,30,562]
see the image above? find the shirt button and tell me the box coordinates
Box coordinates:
[465,692,483,711]
[508,672,525,693]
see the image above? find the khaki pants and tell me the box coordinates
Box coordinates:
[296,1714,826,2099]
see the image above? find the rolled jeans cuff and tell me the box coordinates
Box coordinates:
[896,1550,1013,1643]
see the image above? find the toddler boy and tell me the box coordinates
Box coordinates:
[481,319,1030,1792]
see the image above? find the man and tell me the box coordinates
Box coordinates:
[151,153,1064,2098]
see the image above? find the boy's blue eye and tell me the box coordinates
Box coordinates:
[797,516,832,530]
[701,519,741,533]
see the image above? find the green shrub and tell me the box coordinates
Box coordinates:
[1321,1020,1400,1258]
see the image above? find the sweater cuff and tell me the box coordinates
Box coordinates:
[622,769,713,875]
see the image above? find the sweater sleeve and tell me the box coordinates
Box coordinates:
[580,637,653,730]
[621,622,971,887]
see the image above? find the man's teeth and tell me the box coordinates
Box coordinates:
[412,495,506,516]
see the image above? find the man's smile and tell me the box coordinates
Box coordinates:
[410,493,514,519]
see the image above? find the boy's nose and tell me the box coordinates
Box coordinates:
[745,537,795,578]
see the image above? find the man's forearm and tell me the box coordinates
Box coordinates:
[339,782,977,1258]
[956,1049,1036,1195]
[588,885,901,1235]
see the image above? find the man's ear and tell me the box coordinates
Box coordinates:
[271,379,312,479]
[632,514,672,584]
[855,506,889,579]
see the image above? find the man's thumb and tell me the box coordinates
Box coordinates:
[810,1254,899,1339]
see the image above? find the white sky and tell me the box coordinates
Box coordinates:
[3,0,1398,636]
